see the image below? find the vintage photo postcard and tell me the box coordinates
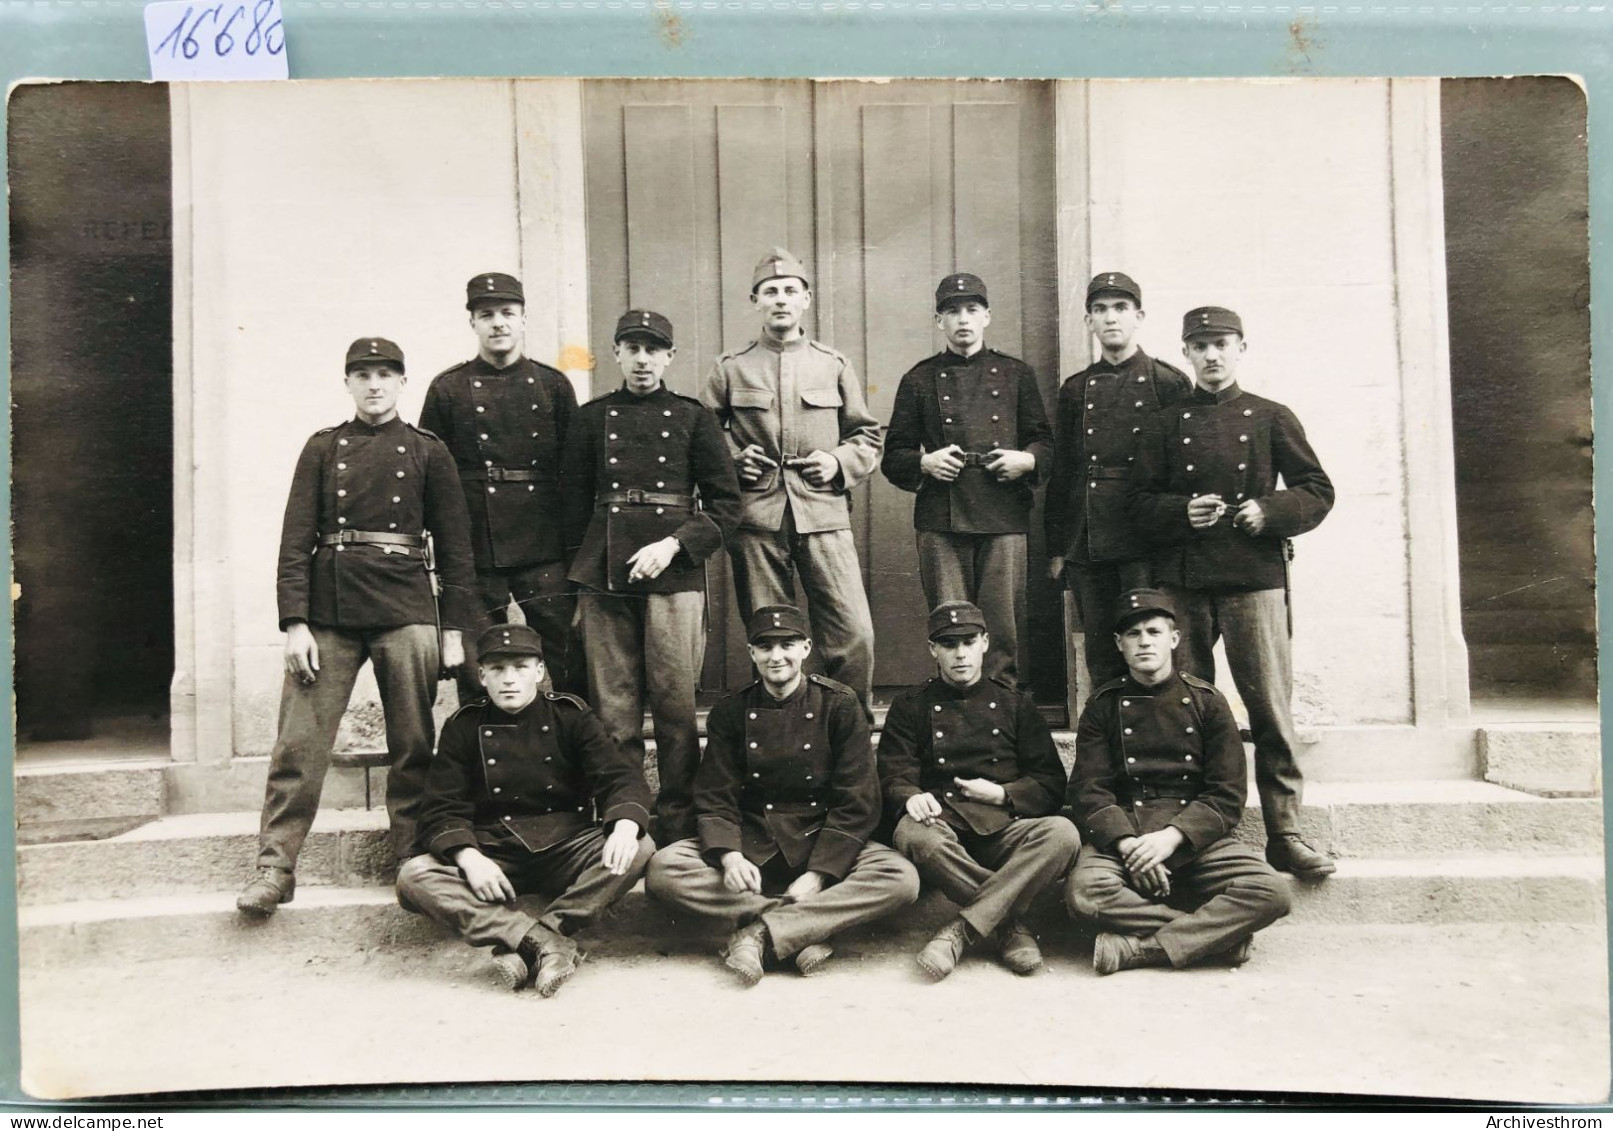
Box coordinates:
[7,69,1605,1105]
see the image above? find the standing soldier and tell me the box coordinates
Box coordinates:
[396,623,656,998]
[1128,306,1336,878]
[877,601,1079,981]
[646,605,919,986]
[237,337,477,916]
[701,248,883,718]
[560,311,742,847]
[419,272,582,701]
[1065,589,1291,974]
[1045,272,1192,687]
[882,273,1052,684]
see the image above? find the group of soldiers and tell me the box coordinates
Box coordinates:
[234,250,1335,995]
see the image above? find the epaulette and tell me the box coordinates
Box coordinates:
[989,674,1021,693]
[582,387,619,407]
[1180,672,1217,693]
[1089,676,1129,698]
[807,339,847,362]
[668,389,706,409]
[807,673,856,698]
[447,697,487,721]
[313,423,343,437]
[544,691,589,710]
[429,358,475,381]
[1152,356,1191,381]
[406,421,444,443]
[717,342,761,364]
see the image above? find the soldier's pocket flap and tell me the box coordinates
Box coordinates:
[731,388,774,410]
[799,384,844,409]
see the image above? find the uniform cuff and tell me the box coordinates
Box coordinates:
[602,803,652,835]
[697,814,743,860]
[1082,805,1134,850]
[427,825,477,862]
[805,827,863,881]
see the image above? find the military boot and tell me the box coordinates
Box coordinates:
[1092,932,1171,976]
[533,931,582,998]
[236,867,295,916]
[1265,833,1336,879]
[723,920,770,987]
[997,919,1044,976]
[916,918,975,981]
[490,931,544,992]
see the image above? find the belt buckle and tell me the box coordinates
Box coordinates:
[961,452,986,468]
[624,488,647,504]
[486,467,507,483]
[336,529,357,545]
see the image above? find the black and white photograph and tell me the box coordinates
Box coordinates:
[7,73,1605,1103]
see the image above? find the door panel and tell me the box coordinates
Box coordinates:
[583,79,1063,704]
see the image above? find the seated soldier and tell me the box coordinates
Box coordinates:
[646,605,919,986]
[1065,589,1291,974]
[879,600,1080,980]
[396,623,655,997]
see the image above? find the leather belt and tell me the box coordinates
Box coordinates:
[1120,779,1199,802]
[317,530,425,549]
[461,467,546,482]
[958,451,994,468]
[1086,467,1132,481]
[598,489,695,508]
[744,786,828,806]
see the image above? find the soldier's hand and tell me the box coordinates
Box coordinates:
[1121,827,1186,873]
[1233,499,1267,535]
[1135,862,1172,898]
[905,792,945,825]
[954,776,1008,807]
[784,870,827,903]
[1047,555,1066,583]
[985,448,1036,482]
[284,622,320,684]
[455,847,517,904]
[1187,493,1228,530]
[721,851,765,894]
[602,820,643,876]
[787,449,841,488]
[439,630,466,676]
[626,537,681,584]
[736,444,779,484]
[920,445,966,482]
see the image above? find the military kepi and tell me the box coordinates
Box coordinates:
[345,337,405,373]
[1113,588,1176,633]
[1086,271,1142,307]
[614,309,675,348]
[1182,305,1244,339]
[477,622,545,660]
[751,247,810,293]
[935,272,988,311]
[928,600,988,641]
[466,272,524,309]
[747,604,810,643]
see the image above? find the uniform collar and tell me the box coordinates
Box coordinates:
[486,694,542,721]
[758,334,810,354]
[941,346,989,364]
[346,415,405,436]
[751,677,810,707]
[934,674,992,701]
[609,382,673,403]
[470,353,529,376]
[1191,381,1243,406]
[1092,347,1149,377]
[1121,668,1184,694]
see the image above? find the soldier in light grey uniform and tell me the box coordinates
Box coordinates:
[701,248,883,718]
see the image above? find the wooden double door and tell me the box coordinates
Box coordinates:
[583,79,1063,706]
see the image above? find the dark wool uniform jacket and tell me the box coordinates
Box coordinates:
[1128,382,1335,592]
[559,384,743,595]
[878,676,1067,836]
[275,415,478,632]
[418,355,578,571]
[881,347,1053,535]
[418,692,653,860]
[1044,348,1192,566]
[1069,669,1245,867]
[694,675,876,881]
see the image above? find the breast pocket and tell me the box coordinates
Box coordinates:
[797,385,846,491]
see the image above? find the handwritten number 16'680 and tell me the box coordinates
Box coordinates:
[154,1,284,60]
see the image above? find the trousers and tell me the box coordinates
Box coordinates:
[1160,584,1303,837]
[457,561,582,703]
[894,815,1081,938]
[1067,558,1153,689]
[1064,839,1291,967]
[256,622,438,870]
[728,509,876,718]
[645,838,919,960]
[396,826,655,950]
[578,589,706,846]
[915,531,1027,684]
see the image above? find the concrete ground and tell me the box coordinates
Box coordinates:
[18,921,1610,1105]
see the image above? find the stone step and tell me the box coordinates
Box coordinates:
[19,852,1607,970]
[15,759,168,844]
[16,781,1604,906]
[1479,724,1603,797]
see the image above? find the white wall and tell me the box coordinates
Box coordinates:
[1086,78,1413,726]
